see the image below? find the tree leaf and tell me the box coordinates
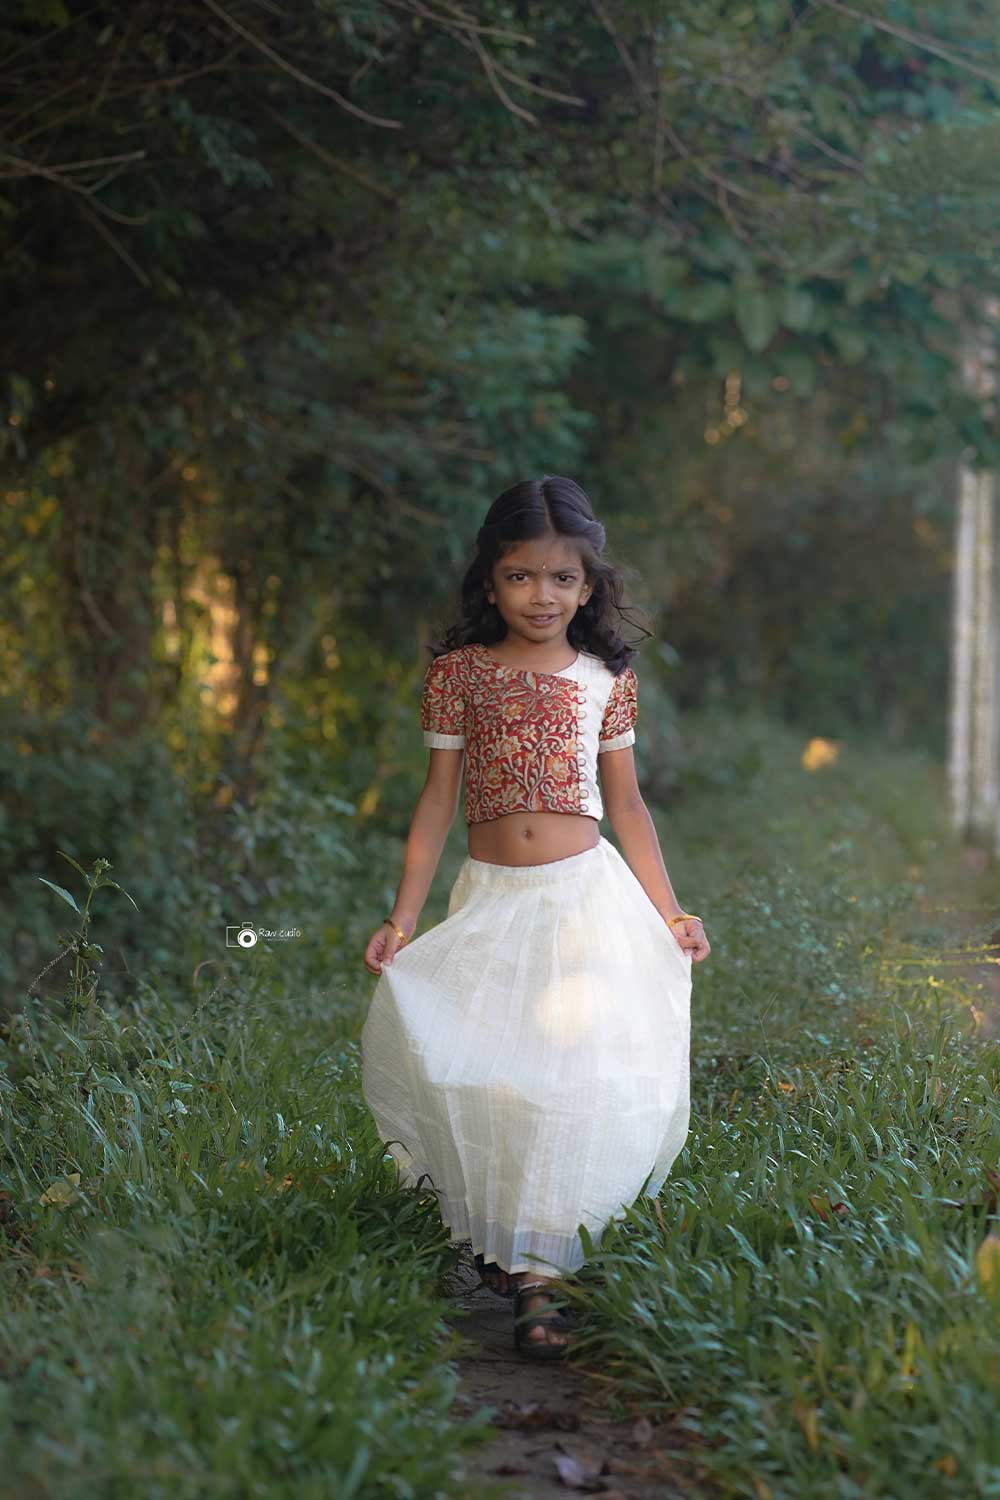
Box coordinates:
[829,325,868,364]
[673,280,732,323]
[735,285,779,352]
[781,287,815,332]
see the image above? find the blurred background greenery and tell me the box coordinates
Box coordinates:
[4,0,998,1002]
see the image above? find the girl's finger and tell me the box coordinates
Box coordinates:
[365,931,390,973]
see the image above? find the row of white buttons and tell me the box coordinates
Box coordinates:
[576,685,589,814]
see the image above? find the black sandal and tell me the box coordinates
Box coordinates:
[474,1252,513,1297]
[512,1280,574,1360]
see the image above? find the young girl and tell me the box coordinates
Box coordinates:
[361,475,710,1361]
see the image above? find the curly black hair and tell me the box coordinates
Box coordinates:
[427,475,651,676]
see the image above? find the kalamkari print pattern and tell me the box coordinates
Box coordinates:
[419,642,638,826]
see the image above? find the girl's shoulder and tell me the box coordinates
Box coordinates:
[421,644,480,690]
[424,643,478,672]
[578,649,637,683]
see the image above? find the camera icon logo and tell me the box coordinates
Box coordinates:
[226,922,259,949]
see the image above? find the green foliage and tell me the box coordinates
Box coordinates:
[0,698,382,1007]
[1,0,998,993]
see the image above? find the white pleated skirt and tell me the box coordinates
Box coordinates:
[360,835,693,1277]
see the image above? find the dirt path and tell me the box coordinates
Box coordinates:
[440,1252,718,1500]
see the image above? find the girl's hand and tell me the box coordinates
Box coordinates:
[671,918,710,963]
[364,920,409,976]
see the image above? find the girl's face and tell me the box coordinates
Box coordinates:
[485,537,592,645]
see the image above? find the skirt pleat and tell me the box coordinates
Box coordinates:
[360,835,692,1277]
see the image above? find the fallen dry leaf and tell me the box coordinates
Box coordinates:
[491,1401,580,1432]
[551,1451,607,1491]
[630,1415,653,1447]
[793,1397,820,1453]
[975,1231,1000,1292]
[39,1173,81,1207]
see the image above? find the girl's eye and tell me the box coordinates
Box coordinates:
[506,573,577,582]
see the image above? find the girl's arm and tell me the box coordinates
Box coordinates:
[387,747,465,936]
[599,747,710,963]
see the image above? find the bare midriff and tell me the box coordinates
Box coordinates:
[467,810,600,867]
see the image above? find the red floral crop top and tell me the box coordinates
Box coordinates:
[419,641,638,825]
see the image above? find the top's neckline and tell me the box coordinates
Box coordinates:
[472,642,580,678]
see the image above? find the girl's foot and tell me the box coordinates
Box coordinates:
[474,1252,512,1297]
[511,1272,573,1355]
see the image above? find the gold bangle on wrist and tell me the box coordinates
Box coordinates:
[383,917,409,943]
[667,912,703,928]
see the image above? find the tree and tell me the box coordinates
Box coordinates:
[949,302,1000,853]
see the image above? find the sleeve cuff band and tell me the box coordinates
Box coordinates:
[597,729,636,753]
[423,731,466,749]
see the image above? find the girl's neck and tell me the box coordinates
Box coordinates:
[484,630,578,671]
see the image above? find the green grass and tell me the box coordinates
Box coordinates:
[2,707,999,1498]
[564,710,1000,1497]
[2,979,494,1497]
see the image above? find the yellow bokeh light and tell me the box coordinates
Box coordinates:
[801,737,840,771]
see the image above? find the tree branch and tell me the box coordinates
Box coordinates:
[199,0,404,129]
[74,197,151,286]
[378,0,536,47]
[265,108,399,203]
[0,148,151,224]
[820,0,1000,86]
